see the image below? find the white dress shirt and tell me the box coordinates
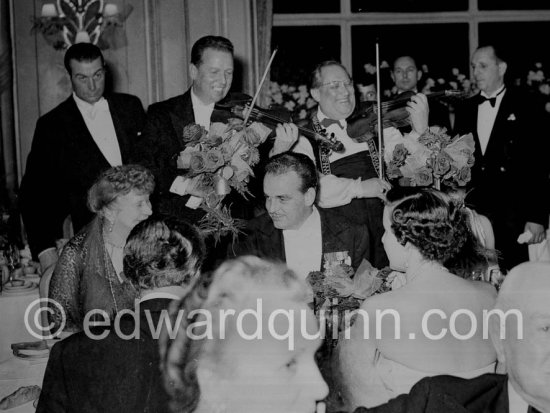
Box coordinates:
[73,93,122,167]
[508,381,529,413]
[169,89,215,207]
[293,109,406,207]
[283,206,322,281]
[191,89,215,131]
[477,85,506,155]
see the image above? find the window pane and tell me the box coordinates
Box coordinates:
[479,22,550,84]
[351,0,467,13]
[271,26,341,85]
[273,0,339,14]
[479,0,550,10]
[351,24,469,95]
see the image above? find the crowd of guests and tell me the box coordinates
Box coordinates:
[17,34,550,413]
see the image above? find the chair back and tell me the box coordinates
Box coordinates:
[39,265,55,336]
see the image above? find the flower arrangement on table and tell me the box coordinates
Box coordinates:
[384,126,475,189]
[307,259,404,338]
[177,119,271,242]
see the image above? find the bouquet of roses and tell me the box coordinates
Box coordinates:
[307,259,400,332]
[177,119,271,241]
[384,126,475,189]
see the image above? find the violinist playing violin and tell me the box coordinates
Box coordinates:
[135,35,297,230]
[390,54,451,131]
[271,60,430,268]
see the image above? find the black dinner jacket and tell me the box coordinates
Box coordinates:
[348,373,510,413]
[137,89,252,224]
[229,208,371,272]
[37,298,172,413]
[453,87,549,228]
[19,93,145,259]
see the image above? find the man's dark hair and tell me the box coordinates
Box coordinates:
[190,35,234,66]
[265,152,318,193]
[310,60,351,89]
[63,43,105,75]
[475,43,509,64]
[392,55,418,68]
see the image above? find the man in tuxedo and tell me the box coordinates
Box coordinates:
[37,215,205,413]
[453,44,548,270]
[19,43,145,273]
[352,261,550,413]
[231,152,371,279]
[272,61,429,268]
[137,35,238,224]
[390,54,451,130]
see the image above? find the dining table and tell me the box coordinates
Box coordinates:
[0,274,46,412]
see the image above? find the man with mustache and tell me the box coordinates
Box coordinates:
[453,44,549,271]
[272,61,429,268]
[231,152,370,281]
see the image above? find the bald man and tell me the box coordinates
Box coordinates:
[352,261,550,413]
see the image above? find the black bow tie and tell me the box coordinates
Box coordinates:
[320,118,344,130]
[477,87,506,108]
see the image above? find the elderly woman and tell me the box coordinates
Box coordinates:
[49,164,154,331]
[334,188,498,409]
[37,214,205,413]
[160,256,329,413]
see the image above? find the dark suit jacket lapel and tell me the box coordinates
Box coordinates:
[168,90,195,151]
[484,90,512,165]
[64,96,111,166]
[107,97,131,162]
[256,215,286,262]
[319,209,350,268]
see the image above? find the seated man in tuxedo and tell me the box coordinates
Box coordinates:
[37,215,205,413]
[352,261,550,413]
[231,152,371,280]
[19,42,146,273]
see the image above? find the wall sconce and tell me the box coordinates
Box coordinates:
[32,0,133,50]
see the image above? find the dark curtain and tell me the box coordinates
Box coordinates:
[0,0,16,208]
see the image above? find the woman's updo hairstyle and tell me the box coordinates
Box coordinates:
[123,214,205,291]
[159,256,308,413]
[87,164,155,213]
[386,187,471,264]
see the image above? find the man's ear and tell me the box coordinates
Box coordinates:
[304,187,316,206]
[498,61,507,78]
[390,71,396,82]
[189,63,198,81]
[310,88,320,103]
[417,70,423,82]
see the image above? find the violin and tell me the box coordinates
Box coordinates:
[214,96,345,153]
[347,89,466,141]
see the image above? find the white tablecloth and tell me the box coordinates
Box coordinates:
[0,357,47,413]
[0,286,40,363]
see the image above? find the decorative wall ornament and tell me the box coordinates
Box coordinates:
[31,0,133,50]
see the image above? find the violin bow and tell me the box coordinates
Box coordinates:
[375,41,384,179]
[243,48,278,125]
